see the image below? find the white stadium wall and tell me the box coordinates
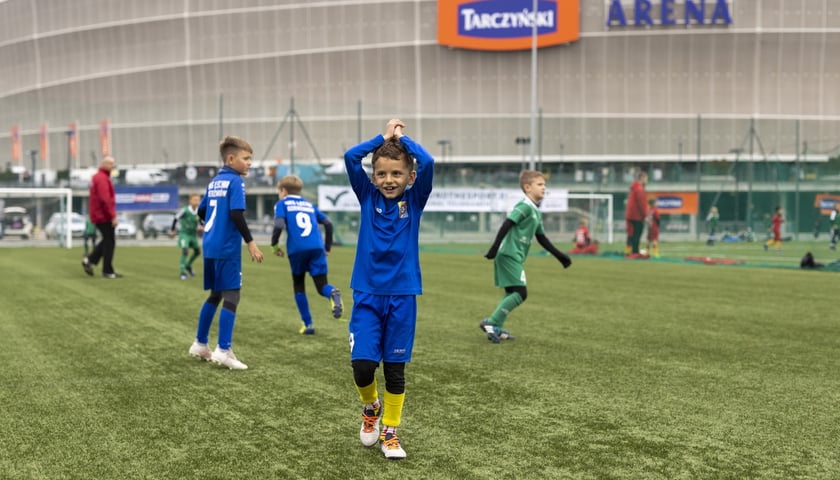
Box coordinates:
[0,0,839,170]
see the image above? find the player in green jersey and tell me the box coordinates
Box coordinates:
[170,193,203,280]
[480,170,572,343]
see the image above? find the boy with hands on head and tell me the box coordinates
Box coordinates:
[343,118,434,459]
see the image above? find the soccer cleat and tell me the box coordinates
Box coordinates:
[102,272,123,279]
[188,341,212,361]
[180,273,188,280]
[299,324,316,335]
[330,288,343,319]
[479,318,501,344]
[498,329,516,341]
[359,402,381,447]
[211,347,248,370]
[763,243,768,251]
[379,431,406,460]
[186,266,195,277]
[82,257,94,277]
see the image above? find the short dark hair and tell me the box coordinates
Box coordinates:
[372,139,413,171]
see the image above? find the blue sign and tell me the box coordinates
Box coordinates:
[115,185,179,212]
[458,0,558,39]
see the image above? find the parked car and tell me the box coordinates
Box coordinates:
[115,213,138,238]
[44,212,87,239]
[2,206,34,240]
[142,212,176,239]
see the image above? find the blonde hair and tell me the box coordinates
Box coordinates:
[278,175,303,195]
[519,170,545,191]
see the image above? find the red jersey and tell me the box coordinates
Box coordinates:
[574,226,591,248]
[771,213,783,233]
[646,206,660,240]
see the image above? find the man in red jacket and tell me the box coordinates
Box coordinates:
[82,156,122,278]
[624,170,648,255]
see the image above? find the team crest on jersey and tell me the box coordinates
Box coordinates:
[398,201,408,218]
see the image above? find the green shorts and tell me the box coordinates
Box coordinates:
[178,235,200,250]
[494,254,526,288]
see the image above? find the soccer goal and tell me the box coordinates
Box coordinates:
[0,188,74,248]
[566,193,614,244]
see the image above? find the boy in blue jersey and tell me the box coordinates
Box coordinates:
[270,174,343,335]
[344,119,434,460]
[480,170,572,343]
[188,136,264,370]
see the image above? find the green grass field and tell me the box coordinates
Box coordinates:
[1,241,838,479]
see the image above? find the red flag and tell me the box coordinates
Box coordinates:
[68,122,78,162]
[100,119,110,156]
[11,125,21,162]
[40,124,49,162]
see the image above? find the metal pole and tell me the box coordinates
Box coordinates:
[747,118,754,231]
[794,119,800,240]
[289,97,295,175]
[528,0,538,170]
[218,94,224,141]
[696,114,701,240]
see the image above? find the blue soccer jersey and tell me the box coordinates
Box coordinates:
[200,166,247,259]
[344,134,434,295]
[273,195,328,256]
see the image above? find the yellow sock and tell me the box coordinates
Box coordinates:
[775,240,782,250]
[356,379,378,405]
[653,245,659,257]
[381,390,406,428]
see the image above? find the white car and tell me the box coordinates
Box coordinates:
[2,206,34,240]
[44,212,87,239]
[115,214,138,238]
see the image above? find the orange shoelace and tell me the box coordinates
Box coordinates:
[361,412,379,432]
[381,435,401,450]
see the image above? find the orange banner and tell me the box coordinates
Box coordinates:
[99,119,110,156]
[438,0,580,51]
[39,124,49,162]
[647,192,699,215]
[11,125,21,162]
[814,194,840,215]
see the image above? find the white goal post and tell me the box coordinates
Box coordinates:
[567,193,614,244]
[0,188,73,248]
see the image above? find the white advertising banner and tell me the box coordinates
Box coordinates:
[318,186,568,213]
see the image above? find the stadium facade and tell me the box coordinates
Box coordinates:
[1,0,839,234]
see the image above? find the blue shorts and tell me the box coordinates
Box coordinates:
[349,291,416,363]
[288,249,328,277]
[203,257,242,291]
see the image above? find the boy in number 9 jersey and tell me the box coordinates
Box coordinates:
[270,174,343,334]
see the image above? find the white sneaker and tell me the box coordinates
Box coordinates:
[380,431,406,460]
[211,347,248,370]
[188,341,212,361]
[359,402,381,447]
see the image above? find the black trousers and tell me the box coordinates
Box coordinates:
[630,220,645,254]
[88,222,116,274]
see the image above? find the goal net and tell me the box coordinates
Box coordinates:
[0,188,74,248]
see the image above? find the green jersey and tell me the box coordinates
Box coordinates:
[176,205,200,238]
[831,209,840,229]
[498,197,544,263]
